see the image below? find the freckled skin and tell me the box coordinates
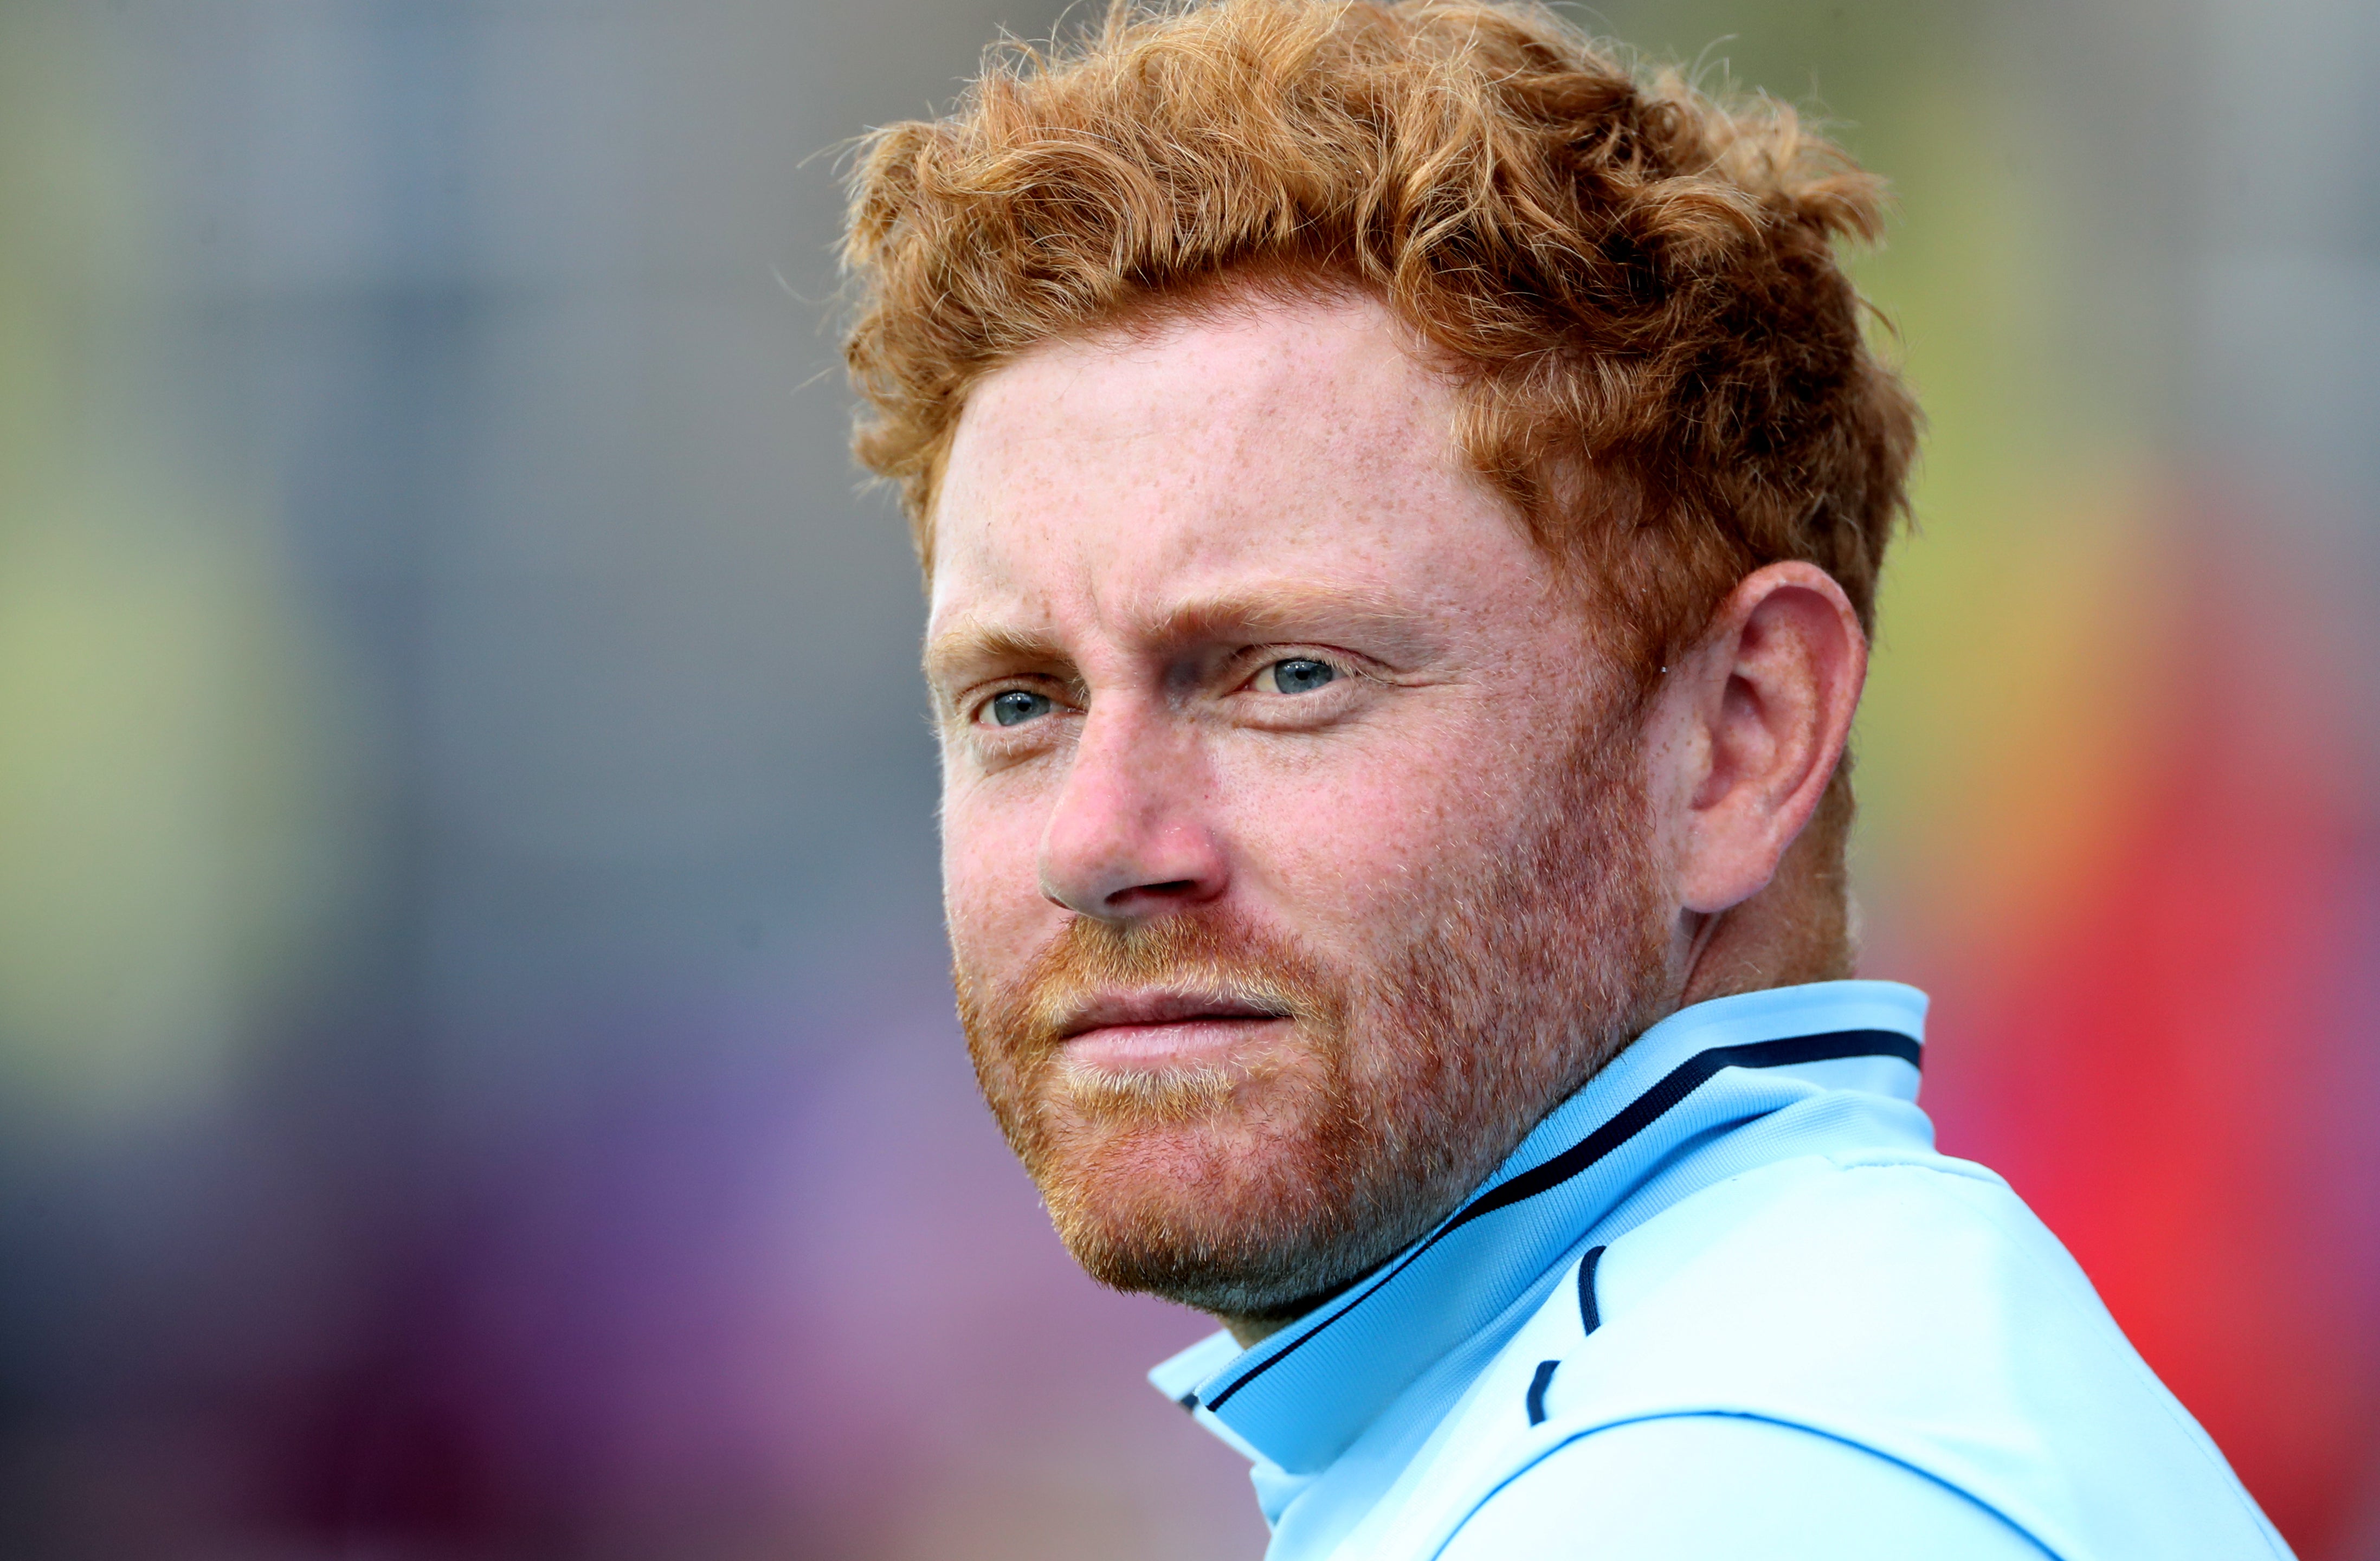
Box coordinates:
[929,299,1596,997]
[923,292,1868,1330]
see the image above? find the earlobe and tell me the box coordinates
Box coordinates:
[1668,564,1866,916]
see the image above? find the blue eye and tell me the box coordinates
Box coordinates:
[985,689,1053,727]
[1263,657,1337,694]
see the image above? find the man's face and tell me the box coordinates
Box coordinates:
[926,293,1675,1325]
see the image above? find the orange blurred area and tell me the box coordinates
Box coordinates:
[1,0,2374,1556]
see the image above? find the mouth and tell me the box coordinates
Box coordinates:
[1055,990,1295,1069]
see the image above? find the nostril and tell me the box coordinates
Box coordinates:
[1109,878,1201,907]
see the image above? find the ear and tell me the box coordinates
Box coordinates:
[1650,562,1867,915]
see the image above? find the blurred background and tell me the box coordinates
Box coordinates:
[0,0,2373,1554]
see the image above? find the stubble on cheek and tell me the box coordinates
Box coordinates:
[948,705,1674,1322]
[952,912,1388,1315]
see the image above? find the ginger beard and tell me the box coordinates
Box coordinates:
[953,702,1675,1323]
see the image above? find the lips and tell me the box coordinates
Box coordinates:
[1058,990,1289,1038]
[1054,990,1294,1067]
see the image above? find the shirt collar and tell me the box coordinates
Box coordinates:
[1147,979,1929,1475]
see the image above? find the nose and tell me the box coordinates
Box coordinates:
[1037,701,1228,921]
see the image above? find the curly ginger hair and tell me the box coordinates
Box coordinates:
[842,0,1916,644]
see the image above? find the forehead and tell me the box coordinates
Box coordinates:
[926,293,1542,644]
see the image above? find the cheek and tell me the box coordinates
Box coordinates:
[1216,729,1526,930]
[940,771,1052,959]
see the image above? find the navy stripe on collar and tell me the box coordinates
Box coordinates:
[1199,1028,1919,1413]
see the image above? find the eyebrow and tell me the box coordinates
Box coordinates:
[1144,582,1418,648]
[923,580,1432,684]
[923,621,1070,682]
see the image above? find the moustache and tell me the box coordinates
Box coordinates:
[998,912,1347,1058]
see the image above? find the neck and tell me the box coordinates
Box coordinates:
[1679,798,1856,1009]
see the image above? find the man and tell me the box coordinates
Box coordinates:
[839,2,2289,1556]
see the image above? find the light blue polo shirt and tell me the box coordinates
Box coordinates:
[1148,981,2291,1560]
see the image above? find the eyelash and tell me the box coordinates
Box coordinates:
[966,680,1074,731]
[1243,652,1345,695]
[960,649,1360,731]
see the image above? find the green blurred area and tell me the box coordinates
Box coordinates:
[1592,0,2175,953]
[0,3,349,1130]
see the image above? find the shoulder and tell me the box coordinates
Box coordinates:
[1429,1152,2290,1561]
[1592,1147,2118,1394]
[1437,1412,2053,1561]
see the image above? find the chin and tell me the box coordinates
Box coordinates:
[1022,1085,1430,1317]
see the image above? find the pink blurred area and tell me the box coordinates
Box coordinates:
[0,0,2375,1557]
[1905,502,2380,1556]
[267,990,1263,1558]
